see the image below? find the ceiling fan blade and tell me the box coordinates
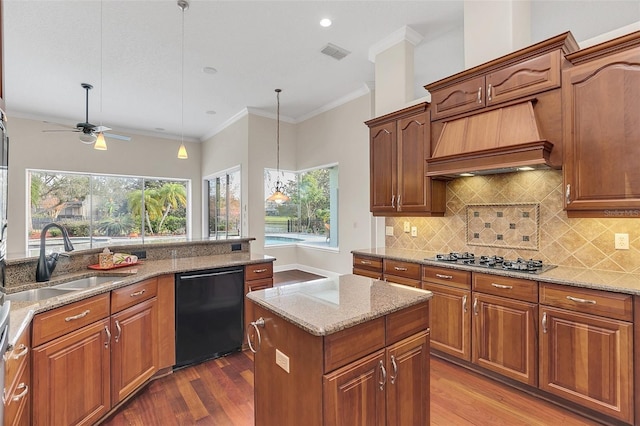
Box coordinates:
[104,132,131,142]
[93,125,112,133]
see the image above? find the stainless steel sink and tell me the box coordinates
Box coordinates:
[54,276,121,290]
[6,287,75,302]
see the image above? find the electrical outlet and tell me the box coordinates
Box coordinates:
[615,233,629,250]
[411,226,418,237]
[275,349,290,373]
[404,222,411,233]
[385,226,394,236]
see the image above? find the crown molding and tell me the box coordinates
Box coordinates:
[296,84,371,123]
[368,25,424,62]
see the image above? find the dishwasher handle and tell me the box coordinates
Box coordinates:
[178,269,243,281]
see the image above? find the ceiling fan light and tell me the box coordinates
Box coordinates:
[79,132,97,143]
[94,132,107,150]
[177,142,188,159]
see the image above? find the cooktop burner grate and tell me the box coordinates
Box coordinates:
[431,253,556,274]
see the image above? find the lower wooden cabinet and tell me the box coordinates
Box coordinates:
[383,259,421,288]
[244,263,274,348]
[352,254,383,279]
[4,324,32,426]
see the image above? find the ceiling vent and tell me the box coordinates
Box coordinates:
[321,43,350,60]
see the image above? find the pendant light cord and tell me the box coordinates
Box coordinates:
[181,2,185,147]
[276,89,281,175]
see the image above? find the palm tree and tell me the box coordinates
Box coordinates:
[156,183,187,233]
[127,189,162,234]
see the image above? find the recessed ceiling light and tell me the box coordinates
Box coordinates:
[205,110,217,115]
[203,67,218,74]
[319,18,332,28]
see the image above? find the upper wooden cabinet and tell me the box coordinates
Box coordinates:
[562,31,640,217]
[426,33,578,122]
[366,103,445,217]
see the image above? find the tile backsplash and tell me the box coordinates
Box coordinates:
[386,170,640,273]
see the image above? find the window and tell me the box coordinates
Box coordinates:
[28,170,189,257]
[207,167,241,239]
[264,164,338,248]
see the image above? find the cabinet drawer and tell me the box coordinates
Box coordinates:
[352,267,382,280]
[32,293,110,346]
[422,266,471,289]
[111,278,158,313]
[352,255,383,272]
[324,317,385,372]
[386,301,429,345]
[540,283,633,322]
[245,262,273,281]
[384,259,421,280]
[4,353,30,426]
[430,75,486,120]
[473,273,538,303]
[245,277,273,293]
[5,324,30,394]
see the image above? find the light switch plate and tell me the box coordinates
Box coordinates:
[615,233,630,250]
[404,222,411,233]
[385,226,394,236]
[411,226,417,237]
[276,349,290,373]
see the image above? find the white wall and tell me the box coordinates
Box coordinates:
[6,117,201,258]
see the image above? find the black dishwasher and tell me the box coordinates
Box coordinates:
[175,266,244,369]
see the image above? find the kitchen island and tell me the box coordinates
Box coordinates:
[247,274,432,426]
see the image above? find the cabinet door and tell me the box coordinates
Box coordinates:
[563,46,640,216]
[396,111,429,212]
[32,319,111,426]
[323,350,386,426]
[369,121,397,213]
[472,293,538,386]
[539,306,633,424]
[430,76,486,120]
[423,283,471,361]
[386,331,430,426]
[244,278,273,347]
[111,297,159,404]
[486,50,561,106]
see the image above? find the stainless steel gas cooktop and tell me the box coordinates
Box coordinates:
[429,252,556,275]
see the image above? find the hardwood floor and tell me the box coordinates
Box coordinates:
[273,269,325,286]
[102,351,602,426]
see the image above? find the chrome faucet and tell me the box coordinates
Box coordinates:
[36,223,75,282]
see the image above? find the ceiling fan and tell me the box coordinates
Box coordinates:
[43,83,131,143]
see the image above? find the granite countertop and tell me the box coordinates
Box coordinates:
[246,273,432,336]
[5,252,275,347]
[352,247,640,296]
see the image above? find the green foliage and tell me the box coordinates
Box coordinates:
[96,215,135,236]
[59,221,90,237]
[162,216,186,234]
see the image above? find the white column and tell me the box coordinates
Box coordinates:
[464,0,531,68]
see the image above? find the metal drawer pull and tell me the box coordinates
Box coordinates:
[542,312,547,334]
[473,297,479,315]
[115,320,122,343]
[65,309,90,322]
[130,289,146,297]
[391,195,395,208]
[11,383,28,402]
[477,87,482,103]
[435,273,453,280]
[397,196,401,207]
[11,344,28,360]
[360,260,372,265]
[566,184,571,205]
[390,355,398,385]
[379,360,387,390]
[104,326,111,349]
[491,283,513,290]
[394,266,408,271]
[247,317,265,354]
[253,268,268,273]
[487,84,492,101]
[566,295,597,305]
[462,295,468,313]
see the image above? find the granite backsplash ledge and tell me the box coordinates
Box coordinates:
[5,238,254,288]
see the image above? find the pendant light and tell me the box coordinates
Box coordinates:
[266,89,289,204]
[95,0,107,151]
[177,0,188,159]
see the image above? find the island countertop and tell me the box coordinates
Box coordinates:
[246,273,432,336]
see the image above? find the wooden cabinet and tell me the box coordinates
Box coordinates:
[383,259,421,288]
[539,283,633,423]
[4,324,31,426]
[472,274,538,386]
[352,254,382,279]
[562,31,640,217]
[422,266,471,361]
[244,262,273,348]
[365,103,445,217]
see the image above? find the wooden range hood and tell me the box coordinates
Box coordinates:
[426,101,555,178]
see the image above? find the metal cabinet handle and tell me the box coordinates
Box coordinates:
[379,360,387,391]
[473,297,479,315]
[360,260,372,265]
[11,344,28,360]
[491,283,513,290]
[104,326,111,349]
[542,311,547,334]
[247,317,265,354]
[391,195,395,208]
[65,309,90,322]
[394,266,408,271]
[477,87,482,103]
[566,295,597,305]
[11,383,28,402]
[115,320,122,343]
[487,84,492,101]
[435,273,453,280]
[397,195,401,208]
[390,355,398,385]
[566,184,571,205]
[462,295,468,313]
[130,289,146,297]
[253,268,268,273]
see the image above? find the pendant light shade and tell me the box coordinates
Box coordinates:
[94,132,107,150]
[177,0,188,159]
[267,89,289,204]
